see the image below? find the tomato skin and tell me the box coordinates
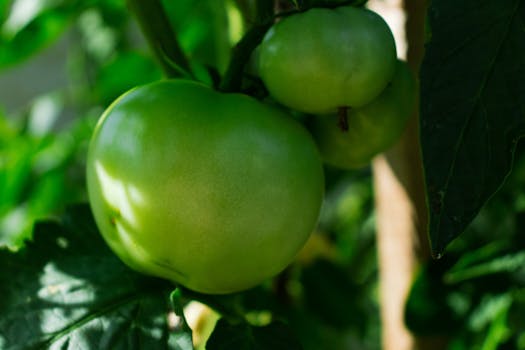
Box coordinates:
[309,60,417,169]
[86,80,324,294]
[258,6,397,114]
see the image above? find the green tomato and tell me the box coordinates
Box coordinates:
[309,60,416,169]
[258,6,397,114]
[86,80,324,294]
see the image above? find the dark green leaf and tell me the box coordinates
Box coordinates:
[301,259,364,330]
[178,287,245,321]
[206,318,303,350]
[0,204,182,350]
[405,260,461,336]
[420,0,525,255]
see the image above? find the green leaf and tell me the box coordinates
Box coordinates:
[206,318,303,350]
[405,260,461,336]
[0,113,94,250]
[0,204,185,349]
[470,293,512,350]
[300,259,365,330]
[420,0,525,255]
[0,0,12,24]
[95,51,162,105]
[0,1,75,69]
[445,251,525,284]
[161,0,231,73]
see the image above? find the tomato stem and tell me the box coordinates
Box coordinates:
[219,22,272,93]
[219,0,362,94]
[337,106,350,132]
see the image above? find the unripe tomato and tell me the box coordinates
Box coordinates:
[309,60,417,168]
[258,6,397,114]
[86,80,324,294]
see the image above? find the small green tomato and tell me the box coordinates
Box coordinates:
[258,6,397,114]
[309,60,417,169]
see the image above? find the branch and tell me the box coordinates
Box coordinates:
[219,22,272,93]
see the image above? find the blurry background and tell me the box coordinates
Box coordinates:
[2,1,525,349]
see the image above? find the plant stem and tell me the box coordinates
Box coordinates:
[219,0,365,93]
[126,0,193,79]
[219,22,272,93]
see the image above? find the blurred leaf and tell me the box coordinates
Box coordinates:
[420,0,525,255]
[1,1,75,69]
[301,259,365,330]
[445,251,525,284]
[469,293,512,332]
[317,176,375,263]
[0,111,16,141]
[405,261,461,336]
[286,307,365,350]
[469,293,512,350]
[447,240,511,272]
[239,285,280,313]
[162,0,231,72]
[0,0,12,25]
[178,287,245,322]
[508,290,525,348]
[206,318,303,350]
[0,112,94,249]
[76,8,119,62]
[95,51,162,105]
[0,0,127,69]
[0,137,37,211]
[0,204,180,349]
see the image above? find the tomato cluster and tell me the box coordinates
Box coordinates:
[87,5,416,294]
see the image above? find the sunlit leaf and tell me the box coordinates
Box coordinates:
[1,3,73,68]
[0,205,181,349]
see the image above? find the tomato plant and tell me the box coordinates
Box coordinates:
[2,1,525,350]
[86,79,324,294]
[258,5,397,114]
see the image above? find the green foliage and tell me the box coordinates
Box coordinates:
[420,0,525,255]
[0,205,181,349]
[0,108,94,249]
[161,0,231,73]
[406,143,525,349]
[206,319,302,350]
[2,0,525,349]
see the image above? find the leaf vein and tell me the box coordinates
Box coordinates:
[435,0,522,242]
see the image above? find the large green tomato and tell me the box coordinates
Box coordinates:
[258,6,397,114]
[309,60,416,169]
[86,80,324,294]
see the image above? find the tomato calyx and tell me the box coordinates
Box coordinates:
[337,106,350,132]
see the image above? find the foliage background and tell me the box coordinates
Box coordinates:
[1,0,524,349]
